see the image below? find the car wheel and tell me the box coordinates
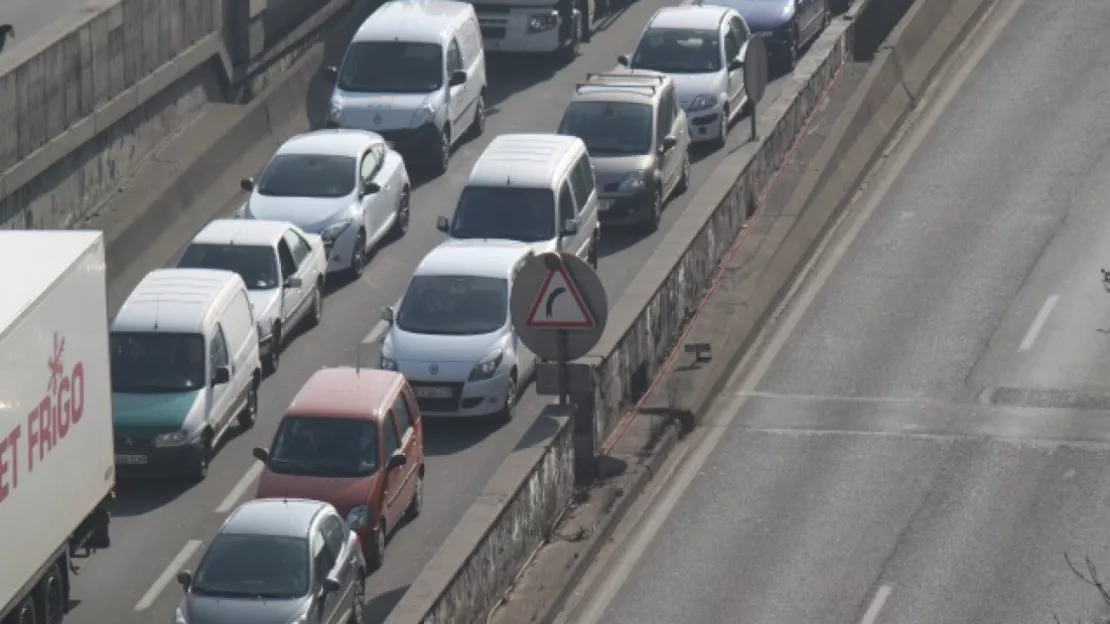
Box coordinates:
[587,238,598,269]
[469,94,486,138]
[193,434,212,481]
[712,106,729,150]
[431,127,451,175]
[782,25,799,72]
[348,580,365,624]
[405,473,424,520]
[560,16,581,62]
[263,324,281,374]
[822,0,831,28]
[307,285,323,328]
[642,185,663,232]
[238,379,258,430]
[348,229,367,278]
[12,596,35,624]
[676,152,691,194]
[43,564,65,624]
[389,189,410,241]
[369,520,386,570]
[497,373,518,421]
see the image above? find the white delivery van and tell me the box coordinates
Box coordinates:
[0,230,114,624]
[109,268,261,481]
[471,0,597,58]
[437,133,601,267]
[325,1,487,175]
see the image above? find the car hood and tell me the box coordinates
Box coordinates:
[730,0,793,31]
[256,471,377,518]
[245,194,356,233]
[247,289,281,324]
[385,328,506,364]
[590,155,655,192]
[670,73,727,108]
[112,390,203,437]
[333,90,439,131]
[181,594,308,624]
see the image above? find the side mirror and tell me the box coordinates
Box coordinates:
[362,181,381,196]
[561,219,579,237]
[387,452,407,471]
[177,570,193,589]
[212,366,231,386]
[436,215,451,233]
[449,70,468,87]
[322,577,342,594]
[240,177,255,192]
[617,54,630,67]
[380,306,395,324]
[322,66,338,82]
[728,57,743,71]
[284,276,303,289]
[252,447,270,463]
[661,135,678,151]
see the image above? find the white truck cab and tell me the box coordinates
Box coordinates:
[470,0,597,58]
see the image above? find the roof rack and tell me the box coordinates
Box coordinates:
[574,82,659,95]
[585,72,665,83]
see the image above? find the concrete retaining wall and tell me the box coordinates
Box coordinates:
[0,0,364,232]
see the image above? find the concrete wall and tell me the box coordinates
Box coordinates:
[0,0,364,231]
[386,407,575,624]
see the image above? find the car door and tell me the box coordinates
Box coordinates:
[446,39,471,142]
[508,260,536,375]
[722,21,745,113]
[207,325,233,430]
[798,0,819,40]
[653,93,678,193]
[568,156,597,252]
[311,524,340,623]
[283,229,315,322]
[557,180,584,257]
[320,514,359,623]
[381,410,407,528]
[390,393,421,509]
[668,85,690,173]
[359,146,391,244]
[277,238,301,328]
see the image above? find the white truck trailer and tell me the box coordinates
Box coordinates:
[470,0,599,57]
[0,231,114,624]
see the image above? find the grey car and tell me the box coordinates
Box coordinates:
[695,0,832,71]
[557,69,691,233]
[173,499,366,624]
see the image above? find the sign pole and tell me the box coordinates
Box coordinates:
[749,98,758,142]
[557,329,569,405]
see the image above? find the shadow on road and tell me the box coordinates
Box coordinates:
[422,416,505,456]
[364,584,410,622]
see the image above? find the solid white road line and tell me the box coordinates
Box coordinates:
[134,539,203,611]
[860,585,893,624]
[365,320,389,345]
[1019,294,1058,352]
[215,462,265,514]
[569,0,1029,620]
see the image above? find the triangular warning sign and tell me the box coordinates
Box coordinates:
[525,267,596,329]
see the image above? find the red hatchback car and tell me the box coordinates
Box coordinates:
[252,367,425,568]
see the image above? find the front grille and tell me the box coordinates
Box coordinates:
[480,25,507,39]
[408,381,465,412]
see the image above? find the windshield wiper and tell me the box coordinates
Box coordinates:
[192,586,264,599]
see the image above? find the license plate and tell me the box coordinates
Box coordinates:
[413,386,453,399]
[115,454,148,465]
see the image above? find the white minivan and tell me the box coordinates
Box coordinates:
[325,1,487,175]
[109,268,262,480]
[435,133,600,267]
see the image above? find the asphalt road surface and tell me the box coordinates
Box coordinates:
[0,0,90,53]
[557,1,1110,623]
[56,0,813,621]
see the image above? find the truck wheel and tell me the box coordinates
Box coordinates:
[43,564,65,624]
[11,596,35,624]
[238,379,259,430]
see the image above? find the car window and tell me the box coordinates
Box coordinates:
[447,40,463,74]
[383,411,400,457]
[402,387,421,424]
[320,514,347,560]
[730,16,749,43]
[209,326,229,371]
[569,156,593,208]
[655,96,670,144]
[392,394,413,437]
[559,181,576,223]
[668,87,681,124]
[277,239,298,277]
[313,527,337,584]
[723,27,740,62]
[359,149,380,183]
[284,230,311,265]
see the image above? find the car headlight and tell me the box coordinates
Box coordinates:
[528,11,559,32]
[468,348,504,382]
[328,99,343,123]
[379,355,398,371]
[346,505,370,529]
[617,170,651,192]
[319,221,352,243]
[155,431,189,447]
[234,204,250,219]
[412,104,435,126]
[687,94,719,112]
[174,606,188,624]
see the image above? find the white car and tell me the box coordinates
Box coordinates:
[236,129,411,279]
[178,219,327,373]
[378,240,536,419]
[619,5,752,148]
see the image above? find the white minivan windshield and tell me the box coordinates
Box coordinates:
[338,41,444,93]
[396,275,508,335]
[110,332,206,393]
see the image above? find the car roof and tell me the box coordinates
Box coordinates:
[572,70,670,104]
[286,367,405,420]
[353,1,473,45]
[415,239,533,279]
[222,498,327,538]
[0,230,102,337]
[469,134,584,188]
[276,129,381,159]
[192,219,294,247]
[649,5,733,29]
[112,268,241,334]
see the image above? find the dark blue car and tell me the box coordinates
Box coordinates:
[695,0,833,71]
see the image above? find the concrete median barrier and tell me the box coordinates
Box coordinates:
[380,0,998,621]
[0,0,367,235]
